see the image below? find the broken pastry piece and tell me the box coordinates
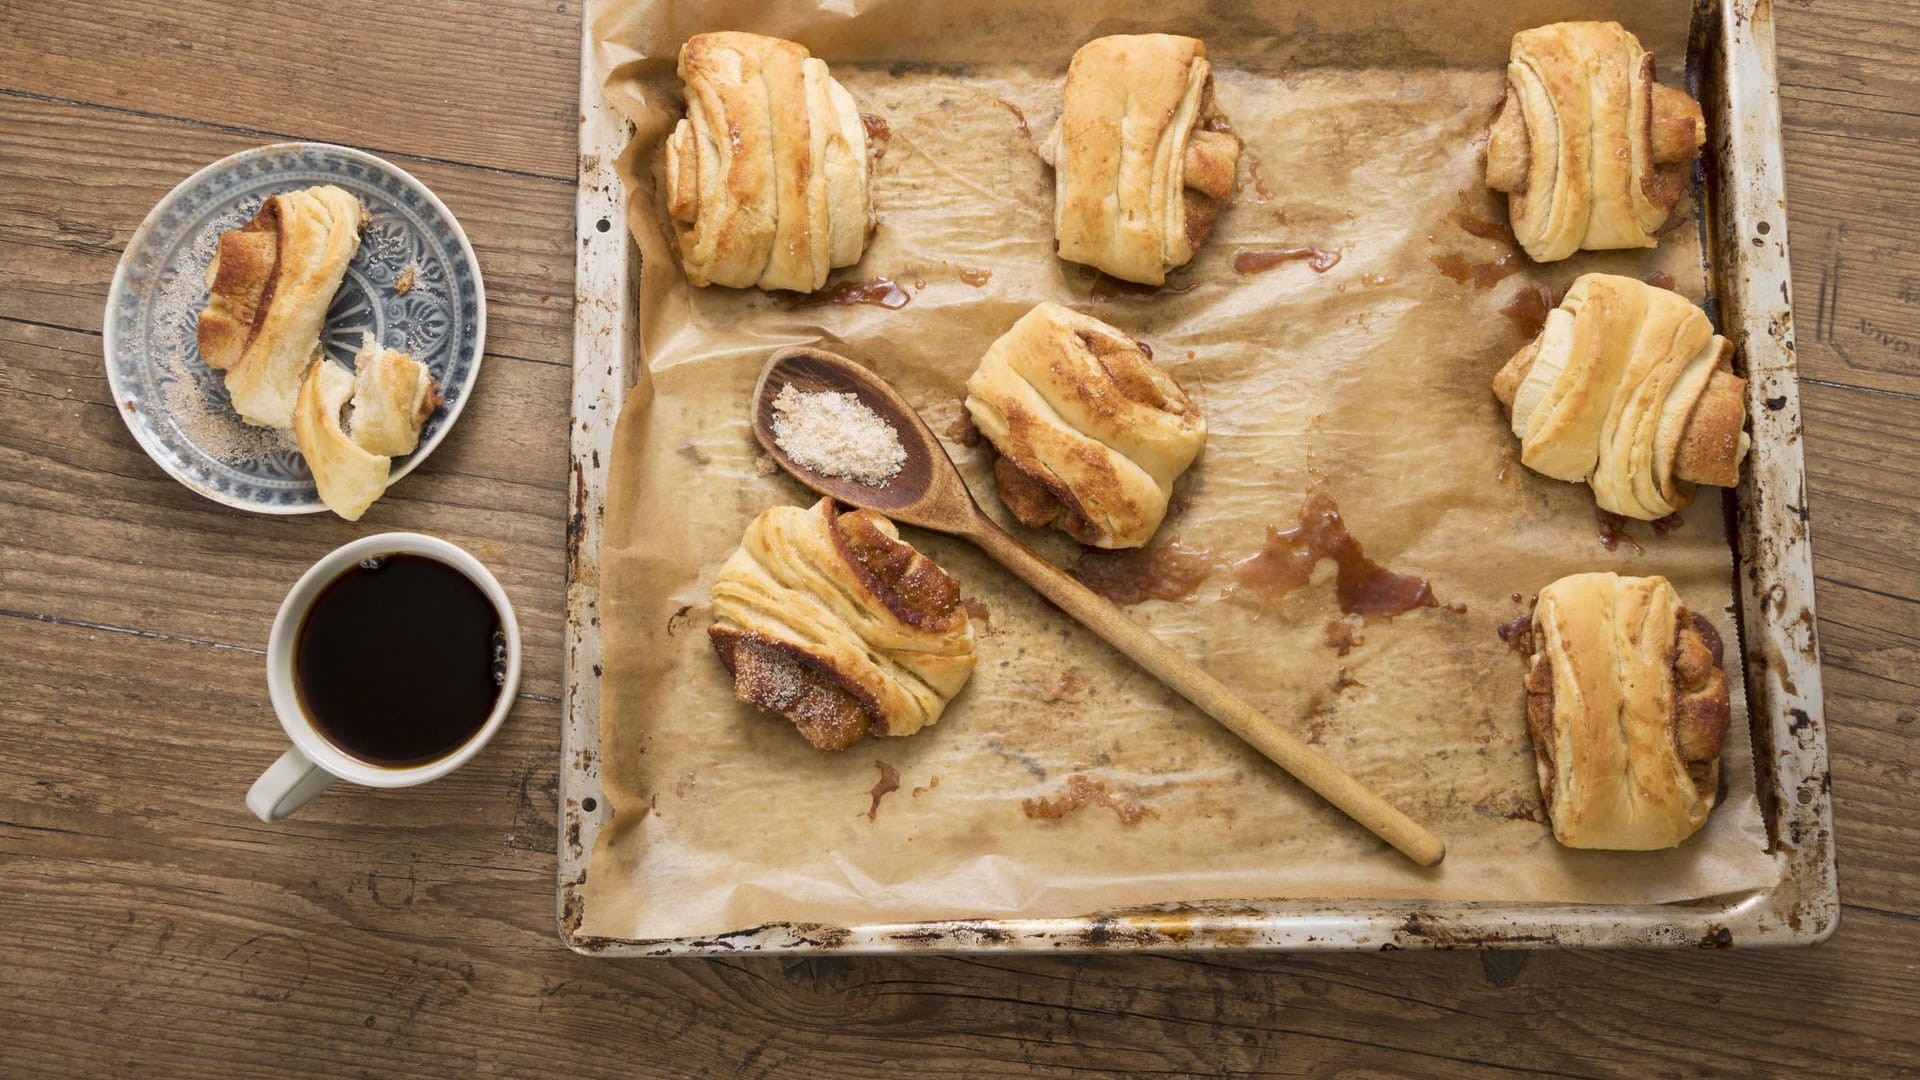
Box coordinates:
[709,499,978,750]
[1042,34,1241,285]
[965,303,1205,549]
[293,360,391,522]
[1492,273,1747,520]
[348,339,439,456]
[664,31,874,292]
[1523,572,1730,849]
[198,185,368,428]
[1485,21,1705,262]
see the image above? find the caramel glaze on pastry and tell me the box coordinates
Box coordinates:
[1485,21,1705,262]
[965,303,1206,550]
[198,185,367,428]
[1042,34,1242,286]
[1493,273,1747,520]
[665,31,874,292]
[1523,572,1730,849]
[709,499,978,750]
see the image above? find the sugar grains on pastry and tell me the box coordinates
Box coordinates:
[1485,21,1704,262]
[1043,34,1241,285]
[198,185,368,428]
[665,32,875,292]
[965,302,1206,550]
[709,499,978,750]
[1493,273,1747,520]
[1521,572,1731,849]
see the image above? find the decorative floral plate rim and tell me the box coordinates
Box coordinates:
[103,141,487,515]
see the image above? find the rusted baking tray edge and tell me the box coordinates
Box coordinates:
[557,0,1837,955]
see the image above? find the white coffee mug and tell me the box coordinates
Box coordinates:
[246,533,522,822]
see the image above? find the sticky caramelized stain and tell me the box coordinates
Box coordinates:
[997,99,1031,138]
[1449,206,1511,242]
[1431,252,1521,288]
[775,278,912,310]
[1644,270,1678,292]
[1022,774,1152,825]
[911,775,940,797]
[863,760,901,821]
[1495,447,1519,483]
[1324,617,1365,656]
[963,596,991,630]
[1071,541,1216,606]
[1041,667,1090,704]
[860,113,891,142]
[955,266,993,287]
[1234,247,1342,275]
[1499,285,1561,338]
[1331,665,1365,692]
[945,407,982,448]
[1497,613,1535,656]
[1652,512,1685,536]
[1595,509,1645,554]
[1232,481,1451,619]
[1361,273,1393,288]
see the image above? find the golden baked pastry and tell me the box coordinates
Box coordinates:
[348,339,439,457]
[1485,21,1705,262]
[292,360,390,521]
[1523,572,1730,849]
[198,186,367,428]
[964,303,1206,549]
[1492,273,1747,520]
[708,499,978,750]
[665,31,874,292]
[1042,34,1241,285]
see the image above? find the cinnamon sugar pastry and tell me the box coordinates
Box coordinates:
[198,185,367,428]
[1523,572,1731,849]
[665,31,874,292]
[1493,273,1747,520]
[965,303,1206,549]
[1042,34,1241,285]
[348,339,439,457]
[1485,21,1704,262]
[709,499,978,750]
[292,360,390,522]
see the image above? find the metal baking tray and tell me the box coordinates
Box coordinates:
[558,0,1836,954]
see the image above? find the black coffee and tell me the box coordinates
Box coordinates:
[294,553,505,768]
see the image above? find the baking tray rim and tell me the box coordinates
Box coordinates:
[556,0,1838,955]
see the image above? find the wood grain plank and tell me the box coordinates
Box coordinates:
[1776,1,1920,399]
[0,94,576,364]
[0,318,570,698]
[0,0,581,181]
[4,616,1919,1079]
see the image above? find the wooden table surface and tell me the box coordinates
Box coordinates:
[3,1,1916,1075]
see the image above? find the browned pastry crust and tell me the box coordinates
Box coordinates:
[708,499,977,749]
[1523,573,1730,849]
[1493,273,1748,518]
[197,223,280,371]
[1043,34,1242,285]
[1485,21,1705,261]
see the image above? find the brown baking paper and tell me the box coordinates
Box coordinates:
[582,0,1779,941]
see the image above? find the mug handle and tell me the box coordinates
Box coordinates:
[246,747,335,822]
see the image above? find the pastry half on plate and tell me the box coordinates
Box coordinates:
[103,142,485,514]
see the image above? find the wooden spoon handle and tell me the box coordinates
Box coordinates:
[967,517,1446,867]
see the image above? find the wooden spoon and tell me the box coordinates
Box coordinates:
[752,346,1446,867]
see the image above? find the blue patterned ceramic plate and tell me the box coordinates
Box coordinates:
[104,142,486,514]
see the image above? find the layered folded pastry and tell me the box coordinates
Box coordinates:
[964,303,1206,549]
[290,340,437,520]
[709,499,978,750]
[348,340,440,456]
[1523,572,1730,849]
[665,31,874,292]
[1485,21,1705,262]
[1493,273,1747,520]
[1042,34,1241,285]
[198,185,367,428]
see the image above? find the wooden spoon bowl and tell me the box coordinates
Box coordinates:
[751,345,1446,866]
